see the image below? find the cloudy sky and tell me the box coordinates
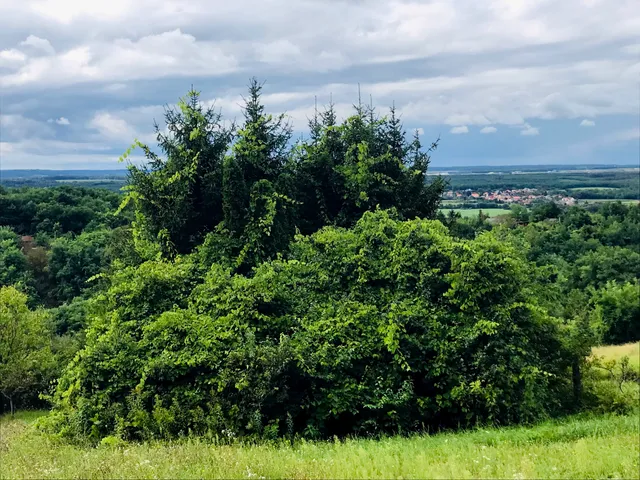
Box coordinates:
[1,0,639,169]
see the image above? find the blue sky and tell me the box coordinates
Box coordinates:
[0,0,639,169]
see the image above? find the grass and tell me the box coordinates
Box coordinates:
[1,411,638,479]
[593,341,640,370]
[577,199,639,204]
[440,208,512,218]
[570,187,620,191]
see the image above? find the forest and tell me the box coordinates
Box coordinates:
[0,80,638,452]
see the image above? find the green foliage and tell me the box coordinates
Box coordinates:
[47,230,111,305]
[0,227,33,291]
[121,80,444,267]
[120,88,233,257]
[582,354,639,414]
[0,186,126,236]
[46,211,571,442]
[591,281,640,344]
[0,286,56,414]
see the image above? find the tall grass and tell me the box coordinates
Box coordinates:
[593,341,640,370]
[1,411,638,479]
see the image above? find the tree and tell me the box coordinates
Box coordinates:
[0,286,55,414]
[593,281,640,344]
[121,88,234,256]
[0,228,32,290]
[120,79,445,267]
[47,229,111,305]
[531,201,562,222]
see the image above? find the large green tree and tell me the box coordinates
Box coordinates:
[121,79,445,266]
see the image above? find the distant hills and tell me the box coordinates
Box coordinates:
[1,164,637,180]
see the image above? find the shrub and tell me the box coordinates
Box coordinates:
[45,211,572,442]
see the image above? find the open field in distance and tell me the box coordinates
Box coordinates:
[440,208,512,217]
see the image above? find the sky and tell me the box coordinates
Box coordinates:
[0,0,639,170]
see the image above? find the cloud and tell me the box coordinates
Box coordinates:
[480,126,497,134]
[520,123,539,136]
[89,112,135,140]
[1,0,639,167]
[19,35,55,55]
[48,117,71,125]
[0,114,55,141]
[450,125,469,134]
[1,29,238,89]
[0,142,14,154]
[580,119,595,127]
[415,128,424,135]
[568,127,639,156]
[0,49,27,68]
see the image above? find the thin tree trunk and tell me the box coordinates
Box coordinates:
[10,397,14,416]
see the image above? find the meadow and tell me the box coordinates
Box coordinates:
[1,411,638,479]
[439,207,512,217]
[577,199,640,204]
[593,342,640,370]
[1,342,637,479]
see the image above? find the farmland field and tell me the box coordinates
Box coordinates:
[570,187,620,191]
[577,199,639,204]
[1,411,638,479]
[593,342,640,370]
[440,208,512,217]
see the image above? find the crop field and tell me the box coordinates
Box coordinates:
[577,199,639,204]
[440,208,512,218]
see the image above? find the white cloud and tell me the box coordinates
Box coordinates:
[580,119,595,127]
[415,128,424,135]
[89,112,134,139]
[1,29,238,88]
[19,35,55,55]
[55,117,70,125]
[450,125,469,134]
[520,123,539,136]
[1,0,639,167]
[88,107,165,144]
[0,49,27,68]
[0,114,54,141]
[480,126,497,134]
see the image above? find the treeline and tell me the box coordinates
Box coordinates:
[0,186,131,308]
[448,172,639,198]
[0,186,134,413]
[0,79,638,442]
[440,202,640,345]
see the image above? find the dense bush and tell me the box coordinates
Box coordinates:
[0,286,56,414]
[45,211,572,442]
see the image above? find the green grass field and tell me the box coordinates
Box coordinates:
[440,208,512,218]
[570,187,620,191]
[593,342,640,370]
[1,411,638,479]
[577,199,639,204]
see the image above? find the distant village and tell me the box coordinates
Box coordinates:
[444,188,577,206]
